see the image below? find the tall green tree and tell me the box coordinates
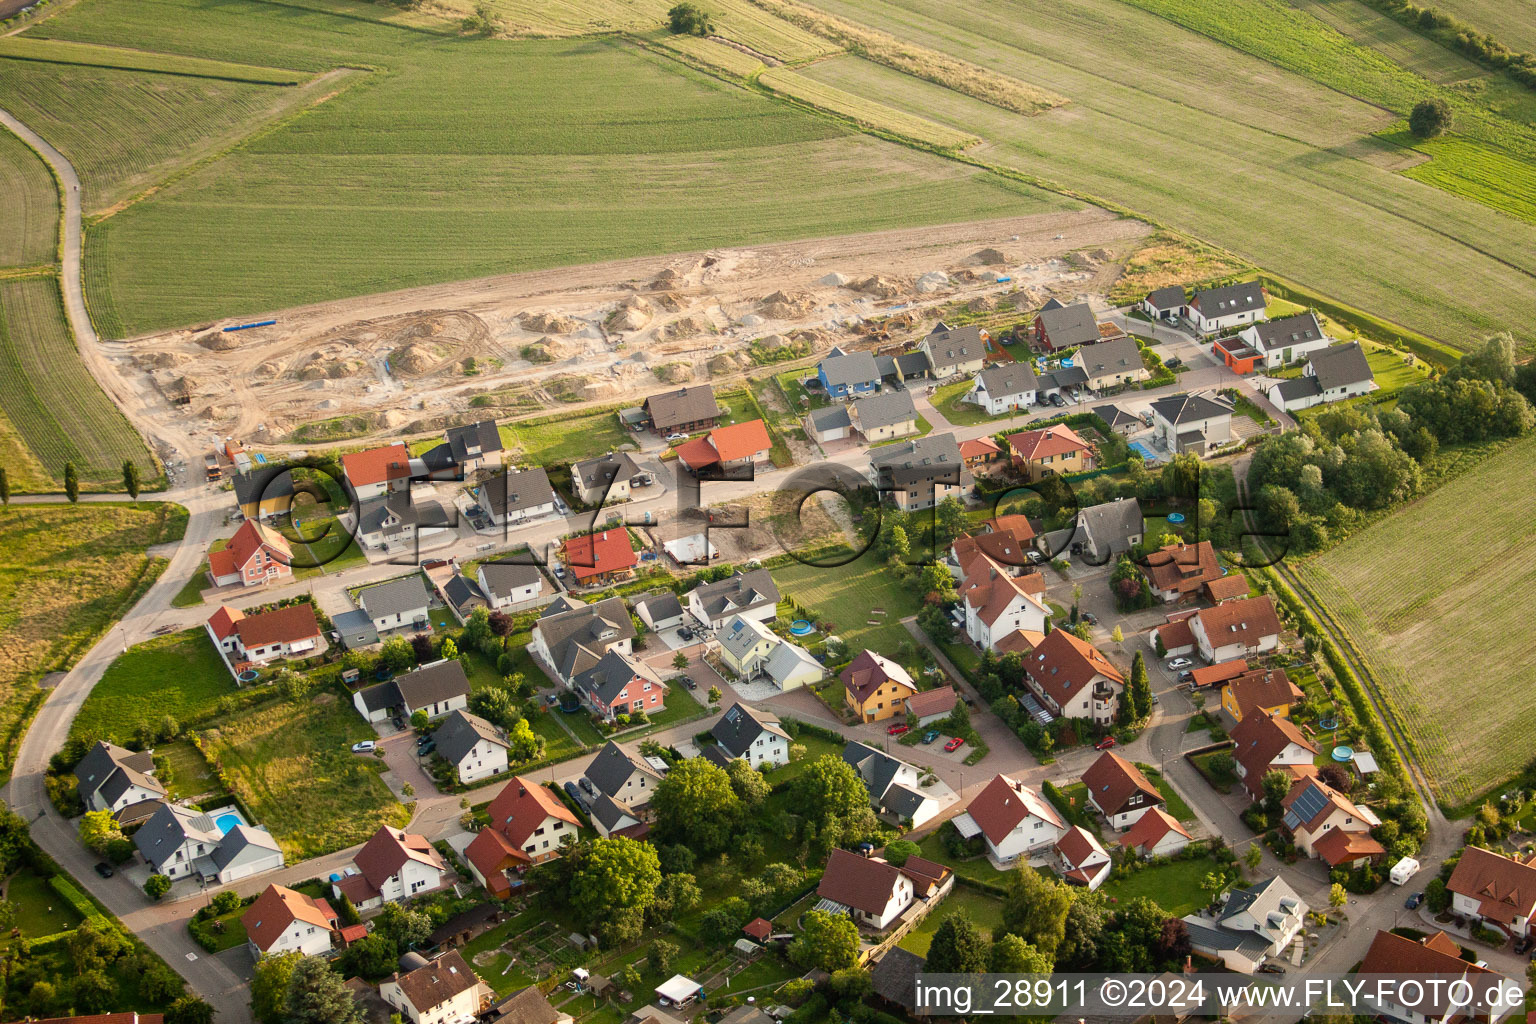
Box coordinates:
[725,758,771,810]
[1000,867,1072,958]
[0,466,9,506]
[792,755,877,849]
[990,933,1052,973]
[569,837,662,932]
[373,902,431,952]
[926,913,990,973]
[64,461,79,503]
[122,459,140,500]
[1408,97,1452,138]
[652,758,740,853]
[789,909,859,972]
[163,996,215,1024]
[286,955,364,1024]
[1129,651,1152,721]
[252,951,301,1023]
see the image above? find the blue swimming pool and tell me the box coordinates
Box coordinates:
[1128,440,1157,461]
[209,806,249,834]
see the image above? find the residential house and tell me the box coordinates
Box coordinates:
[206,603,322,667]
[717,614,780,678]
[354,658,471,724]
[342,443,412,501]
[134,803,223,880]
[994,628,1045,657]
[817,350,881,399]
[1139,540,1225,603]
[1205,575,1251,603]
[477,562,550,612]
[583,741,662,812]
[1231,712,1320,800]
[947,514,1037,579]
[210,825,285,884]
[1447,847,1536,939]
[1078,335,1148,391]
[1228,312,1333,372]
[843,741,941,828]
[1359,929,1516,1024]
[357,575,432,634]
[529,596,635,684]
[965,363,1037,415]
[815,848,914,931]
[1188,281,1267,335]
[841,650,917,723]
[1141,286,1187,321]
[868,433,970,511]
[1034,364,1089,402]
[476,466,559,526]
[208,520,293,588]
[232,467,293,521]
[644,386,720,435]
[905,686,957,727]
[1181,876,1306,973]
[433,710,510,784]
[633,591,684,631]
[572,452,643,506]
[1190,595,1282,663]
[1267,342,1377,412]
[712,702,791,768]
[561,529,638,586]
[1153,614,1197,658]
[850,390,919,442]
[445,419,504,474]
[762,641,824,691]
[958,436,1003,470]
[465,777,581,895]
[1281,777,1384,867]
[1054,826,1112,890]
[380,950,490,1024]
[959,556,1049,651]
[1006,425,1096,481]
[1022,628,1125,725]
[488,985,575,1024]
[439,571,489,626]
[1189,658,1248,690]
[1220,667,1304,723]
[74,741,166,821]
[1118,808,1192,859]
[686,568,779,630]
[675,419,773,475]
[573,649,665,722]
[1082,750,1164,831]
[333,609,380,651]
[1150,391,1233,455]
[243,883,341,958]
[413,441,459,482]
[1033,302,1100,352]
[805,405,853,444]
[920,323,988,378]
[333,826,448,910]
[352,492,420,552]
[959,772,1066,868]
[1092,404,1142,437]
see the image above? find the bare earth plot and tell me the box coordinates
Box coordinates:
[1292,434,1536,810]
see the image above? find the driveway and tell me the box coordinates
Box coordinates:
[377,731,441,800]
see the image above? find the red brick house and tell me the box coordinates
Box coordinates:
[573,650,665,722]
[208,520,293,588]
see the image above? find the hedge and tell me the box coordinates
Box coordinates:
[50,874,120,936]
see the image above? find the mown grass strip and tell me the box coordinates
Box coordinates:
[758,66,978,148]
[0,37,309,84]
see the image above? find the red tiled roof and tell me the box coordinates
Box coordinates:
[354,826,445,890]
[960,556,1048,628]
[1195,594,1281,649]
[674,435,721,470]
[951,522,1036,576]
[709,419,771,463]
[965,773,1063,845]
[840,649,915,705]
[1117,807,1191,853]
[1448,847,1536,921]
[562,530,638,582]
[1190,659,1248,688]
[1082,751,1162,817]
[899,854,951,894]
[1007,425,1093,462]
[1312,827,1386,867]
[342,443,410,487]
[486,776,581,849]
[1025,628,1124,707]
[905,686,957,719]
[743,918,772,941]
[242,883,337,953]
[1154,617,1195,652]
[994,629,1045,656]
[958,437,1002,460]
[1140,541,1223,596]
[232,603,321,648]
[1223,668,1304,719]
[1205,575,1250,603]
[1281,778,1377,834]
[1055,825,1107,872]
[214,519,294,577]
[1231,712,1319,797]
[466,827,524,897]
[340,923,369,944]
[817,848,904,916]
[332,872,379,906]
[207,605,244,640]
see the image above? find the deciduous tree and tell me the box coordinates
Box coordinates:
[252,951,300,1023]
[653,759,740,853]
[64,461,78,503]
[1409,97,1452,138]
[789,909,859,972]
[990,933,1052,973]
[1000,867,1071,958]
[926,913,990,973]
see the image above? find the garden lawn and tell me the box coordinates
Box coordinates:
[170,569,207,608]
[930,379,1000,426]
[899,883,1006,953]
[916,832,1011,889]
[764,731,847,784]
[70,628,235,745]
[1101,855,1219,917]
[6,868,83,938]
[501,407,629,468]
[1139,763,1196,823]
[772,547,924,654]
[158,738,223,801]
[1191,750,1236,793]
[200,691,409,859]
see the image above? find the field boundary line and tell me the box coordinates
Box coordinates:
[0,46,309,85]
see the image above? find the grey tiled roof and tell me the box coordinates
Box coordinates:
[689,569,779,622]
[1145,285,1185,310]
[584,741,657,798]
[1077,497,1143,552]
[1151,391,1232,425]
[807,405,853,432]
[135,803,221,869]
[574,650,660,706]
[1036,302,1099,348]
[1308,342,1374,391]
[433,709,506,764]
[446,419,503,462]
[819,351,880,389]
[477,466,556,518]
[711,702,788,758]
[852,389,917,432]
[974,362,1037,398]
[1077,335,1143,379]
[535,596,634,681]
[1193,280,1265,317]
[210,824,281,872]
[359,575,431,620]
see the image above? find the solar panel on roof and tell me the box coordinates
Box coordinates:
[1287,783,1329,825]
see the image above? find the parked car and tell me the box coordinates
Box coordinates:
[392,715,406,730]
[1049,393,1066,407]
[416,738,436,756]
[683,677,698,690]
[666,432,687,442]
[553,565,566,579]
[1404,892,1424,910]
[1151,693,1160,705]
[94,862,114,879]
[1167,657,1193,670]
[887,723,909,736]
[961,693,975,707]
[351,741,376,753]
[1177,670,1193,682]
[944,736,964,752]
[677,626,694,640]
[1257,963,1285,976]
[1094,736,1117,750]
[563,781,591,814]
[579,777,596,797]
[922,730,940,744]
[1081,611,1098,625]
[1026,550,1045,564]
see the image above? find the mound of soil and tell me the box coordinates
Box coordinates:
[651,292,685,312]
[390,341,448,374]
[520,335,578,364]
[518,311,582,334]
[707,351,750,375]
[915,271,950,294]
[609,306,651,332]
[649,267,686,290]
[654,362,694,384]
[135,351,191,370]
[970,247,1012,265]
[818,271,851,287]
[759,289,816,319]
[856,275,907,299]
[966,296,998,313]
[663,316,714,341]
[195,331,240,352]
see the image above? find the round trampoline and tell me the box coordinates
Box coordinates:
[1167,512,1185,524]
[1319,717,1338,731]
[789,620,814,636]
[1332,745,1355,762]
[236,669,259,684]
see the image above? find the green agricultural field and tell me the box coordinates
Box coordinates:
[70,629,236,745]
[0,501,183,777]
[1290,0,1490,84]
[21,0,1066,337]
[0,37,308,84]
[1291,433,1536,808]
[1418,0,1536,55]
[1398,132,1536,224]
[201,692,410,859]
[795,0,1536,350]
[757,67,978,148]
[0,126,58,269]
[0,277,153,485]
